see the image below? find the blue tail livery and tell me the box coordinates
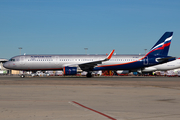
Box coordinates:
[94,32,174,71]
[147,32,173,57]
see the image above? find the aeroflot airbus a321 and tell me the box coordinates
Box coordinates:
[4,32,174,78]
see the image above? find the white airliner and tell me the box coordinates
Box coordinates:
[117,58,180,74]
[3,32,174,78]
[142,58,180,72]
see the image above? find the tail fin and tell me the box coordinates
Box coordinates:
[146,32,173,57]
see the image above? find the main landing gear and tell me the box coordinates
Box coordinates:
[86,72,92,78]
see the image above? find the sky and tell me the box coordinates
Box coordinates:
[0,0,180,59]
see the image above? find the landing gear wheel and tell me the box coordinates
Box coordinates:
[86,72,92,78]
[20,74,25,78]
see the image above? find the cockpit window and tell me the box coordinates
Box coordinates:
[9,58,15,61]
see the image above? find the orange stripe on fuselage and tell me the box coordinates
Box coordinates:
[97,60,139,67]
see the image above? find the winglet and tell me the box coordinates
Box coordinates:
[106,49,115,60]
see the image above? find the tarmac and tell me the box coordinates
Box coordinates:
[0,76,180,120]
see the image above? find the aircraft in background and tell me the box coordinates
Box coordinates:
[117,58,180,75]
[142,58,180,72]
[4,32,174,78]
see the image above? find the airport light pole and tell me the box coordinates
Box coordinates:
[84,48,88,55]
[144,49,147,55]
[19,47,22,55]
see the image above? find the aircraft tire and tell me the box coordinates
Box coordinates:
[20,74,25,78]
[86,72,92,78]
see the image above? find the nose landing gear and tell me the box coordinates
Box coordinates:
[20,74,25,78]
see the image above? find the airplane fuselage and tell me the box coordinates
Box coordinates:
[4,54,153,71]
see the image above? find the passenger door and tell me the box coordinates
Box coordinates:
[20,56,25,65]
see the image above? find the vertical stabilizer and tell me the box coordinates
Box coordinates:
[146,32,173,57]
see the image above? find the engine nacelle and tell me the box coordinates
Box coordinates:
[63,67,77,75]
[142,67,157,72]
[116,70,129,74]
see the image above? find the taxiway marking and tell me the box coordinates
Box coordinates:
[72,101,116,120]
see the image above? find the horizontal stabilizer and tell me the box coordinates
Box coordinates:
[156,56,176,63]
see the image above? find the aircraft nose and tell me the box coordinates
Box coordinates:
[3,62,10,69]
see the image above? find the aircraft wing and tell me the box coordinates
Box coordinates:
[78,50,115,71]
[63,50,114,71]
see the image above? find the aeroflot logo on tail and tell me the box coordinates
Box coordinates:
[150,36,172,51]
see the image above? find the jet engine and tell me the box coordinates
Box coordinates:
[63,67,77,75]
[142,67,157,72]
